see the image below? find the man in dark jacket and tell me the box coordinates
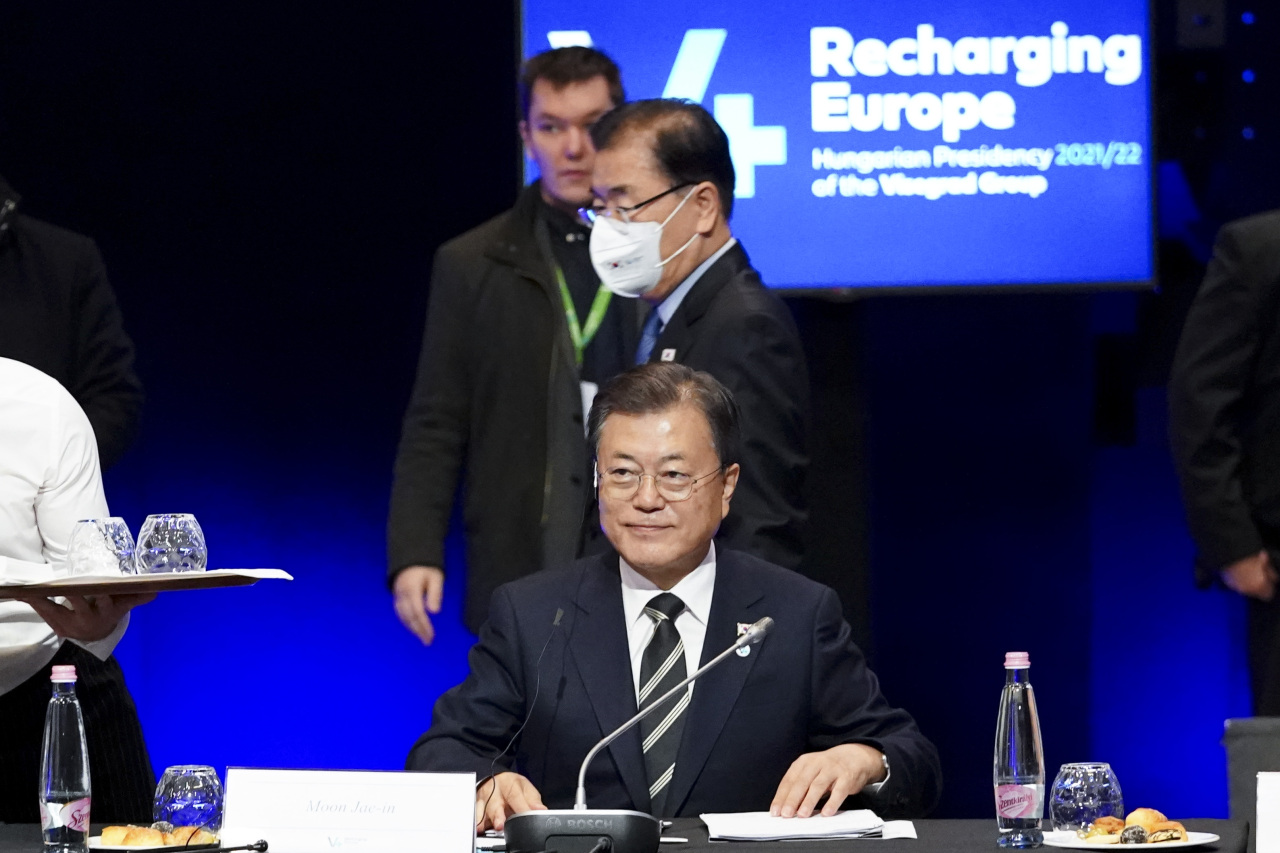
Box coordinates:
[0,175,143,470]
[387,48,639,641]
[408,365,939,826]
[1170,208,1280,713]
[584,99,809,569]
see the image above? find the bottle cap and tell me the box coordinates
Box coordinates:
[50,665,77,682]
[1003,651,1030,669]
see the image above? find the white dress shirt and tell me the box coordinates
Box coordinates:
[620,541,891,793]
[0,357,126,696]
[619,542,717,702]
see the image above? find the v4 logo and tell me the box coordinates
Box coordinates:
[547,29,786,198]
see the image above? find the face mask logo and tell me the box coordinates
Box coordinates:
[588,189,699,298]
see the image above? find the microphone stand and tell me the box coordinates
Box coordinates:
[503,617,772,853]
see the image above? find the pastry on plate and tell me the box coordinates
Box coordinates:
[1147,821,1189,844]
[1081,816,1125,844]
[121,827,166,847]
[164,827,217,846]
[1119,825,1148,844]
[99,826,133,846]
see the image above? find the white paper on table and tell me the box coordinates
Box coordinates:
[1258,772,1280,853]
[880,821,918,839]
[700,809,901,841]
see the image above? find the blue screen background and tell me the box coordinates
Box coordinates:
[523,0,1154,288]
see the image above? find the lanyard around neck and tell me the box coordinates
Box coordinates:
[554,262,613,367]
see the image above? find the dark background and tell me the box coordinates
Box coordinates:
[0,0,1274,820]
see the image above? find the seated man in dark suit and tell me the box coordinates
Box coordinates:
[408,363,941,830]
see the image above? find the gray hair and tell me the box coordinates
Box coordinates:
[587,363,740,467]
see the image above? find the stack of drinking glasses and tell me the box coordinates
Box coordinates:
[64,514,207,576]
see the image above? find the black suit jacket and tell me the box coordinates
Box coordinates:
[0,176,142,470]
[645,242,809,570]
[407,548,942,819]
[1170,210,1280,583]
[387,184,639,630]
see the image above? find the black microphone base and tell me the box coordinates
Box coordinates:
[503,809,661,853]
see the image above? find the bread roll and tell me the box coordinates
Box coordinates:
[1124,808,1167,832]
[99,826,132,846]
[121,827,165,847]
[189,829,217,846]
[164,826,218,846]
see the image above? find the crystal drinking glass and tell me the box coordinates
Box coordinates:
[1050,762,1124,832]
[154,765,223,836]
[65,518,136,577]
[135,514,208,574]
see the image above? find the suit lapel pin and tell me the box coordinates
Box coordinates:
[736,622,753,657]
[660,348,676,362]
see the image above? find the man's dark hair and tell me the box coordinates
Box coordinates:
[589,98,736,219]
[588,363,741,468]
[519,47,625,119]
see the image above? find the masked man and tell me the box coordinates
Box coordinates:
[583,98,809,575]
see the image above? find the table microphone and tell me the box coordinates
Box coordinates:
[503,616,774,853]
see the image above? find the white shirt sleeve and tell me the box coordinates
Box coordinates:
[35,389,127,660]
[36,391,108,564]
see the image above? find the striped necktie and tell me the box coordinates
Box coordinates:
[635,306,663,365]
[638,592,689,816]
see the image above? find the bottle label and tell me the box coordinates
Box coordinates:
[994,784,1041,818]
[40,798,91,833]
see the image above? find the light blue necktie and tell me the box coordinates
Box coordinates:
[635,308,663,365]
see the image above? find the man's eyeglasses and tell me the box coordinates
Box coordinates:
[596,466,723,502]
[578,183,693,228]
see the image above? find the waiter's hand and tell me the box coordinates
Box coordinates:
[393,565,444,644]
[20,593,156,642]
[475,772,546,833]
[1222,550,1277,601]
[770,743,887,818]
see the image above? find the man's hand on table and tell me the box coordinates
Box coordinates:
[475,772,546,833]
[1222,550,1277,601]
[393,565,445,645]
[770,743,887,818]
[18,592,156,642]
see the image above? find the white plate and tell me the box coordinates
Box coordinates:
[89,837,218,850]
[1043,830,1221,849]
[89,839,161,851]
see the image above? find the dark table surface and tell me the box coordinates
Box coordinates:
[0,818,1248,853]
[664,819,1247,853]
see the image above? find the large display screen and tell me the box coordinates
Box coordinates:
[522,0,1154,290]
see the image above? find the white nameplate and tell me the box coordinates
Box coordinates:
[223,768,475,853]
[1260,771,1280,853]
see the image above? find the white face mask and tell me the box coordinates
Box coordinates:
[588,188,699,298]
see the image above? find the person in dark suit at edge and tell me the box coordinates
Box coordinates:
[387,48,640,642]
[583,98,808,571]
[408,364,941,829]
[0,175,143,470]
[1170,209,1280,713]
